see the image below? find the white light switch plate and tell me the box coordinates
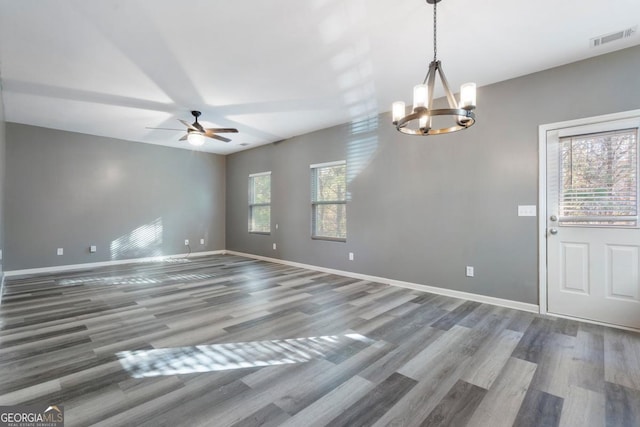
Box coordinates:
[518,205,537,217]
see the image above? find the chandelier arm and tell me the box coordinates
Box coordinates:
[421,67,431,86]
[425,61,438,130]
[425,61,438,110]
[435,62,459,109]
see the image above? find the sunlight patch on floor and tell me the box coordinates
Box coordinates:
[116,333,374,378]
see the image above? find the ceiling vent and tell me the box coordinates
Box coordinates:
[590,26,637,48]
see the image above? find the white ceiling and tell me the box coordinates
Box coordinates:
[1,0,639,155]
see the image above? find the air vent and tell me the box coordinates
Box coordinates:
[590,26,637,48]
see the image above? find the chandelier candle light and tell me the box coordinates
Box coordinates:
[392,0,476,135]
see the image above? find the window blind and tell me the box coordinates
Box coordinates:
[559,128,638,226]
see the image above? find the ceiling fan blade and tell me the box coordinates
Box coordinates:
[146,127,184,131]
[204,127,239,134]
[179,134,188,141]
[205,133,231,143]
[179,119,199,131]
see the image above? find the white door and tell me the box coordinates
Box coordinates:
[546,118,640,329]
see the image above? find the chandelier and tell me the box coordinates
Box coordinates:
[392,0,476,135]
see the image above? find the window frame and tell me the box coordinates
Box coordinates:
[310,160,347,242]
[248,171,272,234]
[557,124,639,228]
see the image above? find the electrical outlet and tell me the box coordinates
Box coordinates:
[273,243,277,250]
[184,239,189,246]
[57,248,64,256]
[200,238,205,245]
[90,245,97,253]
[349,252,354,261]
[466,266,474,277]
[0,249,3,261]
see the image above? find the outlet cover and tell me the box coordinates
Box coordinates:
[90,245,97,253]
[349,252,354,261]
[273,243,277,250]
[200,238,205,245]
[184,239,189,246]
[466,266,474,277]
[57,248,64,256]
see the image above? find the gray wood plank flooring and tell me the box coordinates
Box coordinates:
[1,254,639,426]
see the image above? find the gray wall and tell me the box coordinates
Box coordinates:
[226,45,640,305]
[5,124,226,270]
[0,85,5,276]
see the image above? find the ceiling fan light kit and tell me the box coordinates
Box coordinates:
[392,0,476,136]
[187,132,206,146]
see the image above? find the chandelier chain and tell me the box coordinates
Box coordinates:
[433,0,437,62]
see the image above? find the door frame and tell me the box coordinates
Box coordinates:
[537,109,640,318]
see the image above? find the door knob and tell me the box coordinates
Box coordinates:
[549,228,558,235]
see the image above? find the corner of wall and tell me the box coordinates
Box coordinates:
[0,71,6,301]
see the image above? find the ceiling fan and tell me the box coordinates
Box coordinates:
[148,111,238,146]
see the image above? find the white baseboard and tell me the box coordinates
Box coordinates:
[3,249,539,315]
[4,250,226,278]
[224,251,540,314]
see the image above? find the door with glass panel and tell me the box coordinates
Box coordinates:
[546,118,640,329]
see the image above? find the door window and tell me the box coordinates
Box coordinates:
[558,128,638,226]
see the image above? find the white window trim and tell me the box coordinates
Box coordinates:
[248,171,272,234]
[311,161,347,242]
[310,160,346,169]
[249,171,272,178]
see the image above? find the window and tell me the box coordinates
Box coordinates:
[559,128,638,226]
[249,172,271,233]
[311,161,347,240]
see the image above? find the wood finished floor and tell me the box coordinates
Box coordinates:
[1,254,639,427]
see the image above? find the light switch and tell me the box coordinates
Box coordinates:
[518,205,537,217]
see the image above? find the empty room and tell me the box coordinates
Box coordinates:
[0,0,640,426]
